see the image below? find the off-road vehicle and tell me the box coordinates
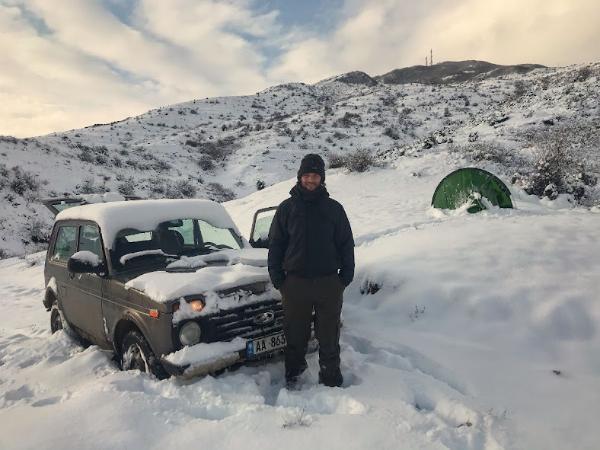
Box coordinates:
[43,197,290,378]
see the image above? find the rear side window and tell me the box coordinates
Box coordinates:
[165,219,195,245]
[79,224,104,262]
[51,226,78,262]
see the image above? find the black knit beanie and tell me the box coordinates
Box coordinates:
[297,153,325,182]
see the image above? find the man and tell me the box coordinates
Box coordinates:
[268,153,355,388]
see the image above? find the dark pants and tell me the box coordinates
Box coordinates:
[281,273,344,379]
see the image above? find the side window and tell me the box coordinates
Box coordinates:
[198,220,241,249]
[251,209,276,243]
[79,225,104,263]
[165,219,195,245]
[51,226,78,262]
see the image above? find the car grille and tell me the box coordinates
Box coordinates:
[201,299,284,343]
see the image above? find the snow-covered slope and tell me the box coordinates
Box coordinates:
[1,149,599,450]
[1,62,599,256]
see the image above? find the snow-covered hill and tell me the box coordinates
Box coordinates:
[1,61,599,256]
[1,150,599,450]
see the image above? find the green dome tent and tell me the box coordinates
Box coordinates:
[431,168,513,213]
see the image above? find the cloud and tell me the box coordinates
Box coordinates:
[270,0,600,82]
[0,0,279,137]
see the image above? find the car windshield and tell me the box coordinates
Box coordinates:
[112,218,242,271]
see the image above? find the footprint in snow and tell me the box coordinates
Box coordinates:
[31,396,64,407]
[343,334,467,395]
[0,384,35,407]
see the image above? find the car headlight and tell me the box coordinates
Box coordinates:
[179,321,202,346]
[188,299,204,312]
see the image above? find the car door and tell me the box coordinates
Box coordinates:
[48,223,79,324]
[249,206,277,248]
[67,223,109,346]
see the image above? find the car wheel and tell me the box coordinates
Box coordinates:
[50,302,88,345]
[120,330,168,380]
[50,303,64,333]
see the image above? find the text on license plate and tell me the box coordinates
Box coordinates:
[247,332,286,357]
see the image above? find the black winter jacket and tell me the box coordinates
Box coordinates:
[268,183,355,289]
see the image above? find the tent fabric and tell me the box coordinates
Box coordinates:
[431,168,513,213]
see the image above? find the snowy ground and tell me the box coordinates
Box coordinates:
[1,151,599,449]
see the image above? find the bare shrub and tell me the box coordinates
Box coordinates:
[164,180,197,199]
[449,142,520,166]
[77,178,104,194]
[198,155,215,171]
[198,136,239,162]
[360,279,381,295]
[0,163,8,189]
[175,180,197,198]
[383,127,400,140]
[208,182,235,202]
[345,148,377,173]
[9,166,40,195]
[152,160,171,172]
[516,121,600,202]
[117,177,136,196]
[27,218,51,244]
[575,67,592,82]
[513,80,528,98]
[76,144,109,165]
[333,112,361,128]
[327,152,346,169]
[525,143,570,197]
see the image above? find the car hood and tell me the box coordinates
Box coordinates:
[124,248,272,304]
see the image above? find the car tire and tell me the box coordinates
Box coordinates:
[50,303,64,334]
[50,302,82,341]
[120,330,169,380]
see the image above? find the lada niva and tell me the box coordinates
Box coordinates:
[43,197,291,379]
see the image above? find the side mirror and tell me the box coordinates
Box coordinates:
[68,251,105,275]
[249,206,277,249]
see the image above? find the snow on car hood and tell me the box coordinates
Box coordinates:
[124,249,271,303]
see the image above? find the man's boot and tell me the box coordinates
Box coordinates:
[318,365,343,387]
[285,359,308,388]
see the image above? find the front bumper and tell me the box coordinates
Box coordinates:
[160,336,318,379]
[160,346,286,379]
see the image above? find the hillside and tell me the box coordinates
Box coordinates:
[1,61,599,256]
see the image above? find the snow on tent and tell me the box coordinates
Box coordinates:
[431,167,513,213]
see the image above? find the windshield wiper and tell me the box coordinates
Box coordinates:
[119,249,179,265]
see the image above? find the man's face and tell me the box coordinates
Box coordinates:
[300,172,322,191]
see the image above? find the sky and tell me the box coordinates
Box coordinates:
[1,0,598,138]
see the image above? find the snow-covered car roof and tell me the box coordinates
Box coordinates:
[55,199,242,249]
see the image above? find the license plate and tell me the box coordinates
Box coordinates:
[246,332,286,357]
